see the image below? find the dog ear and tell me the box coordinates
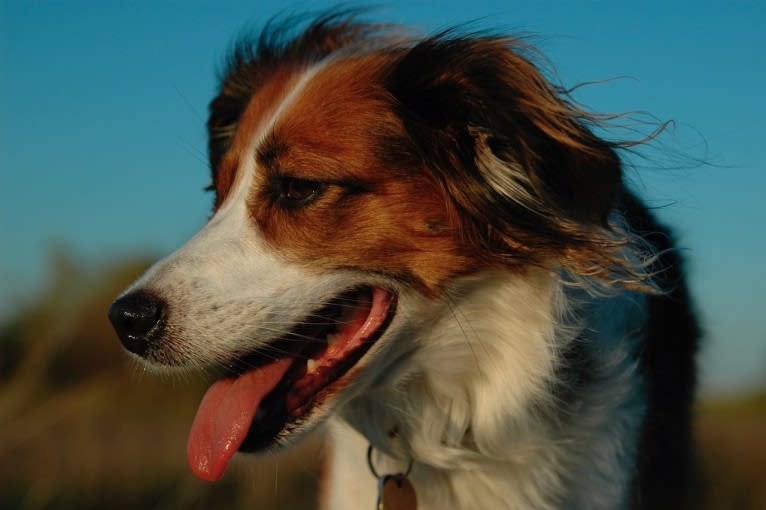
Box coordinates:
[386,35,622,230]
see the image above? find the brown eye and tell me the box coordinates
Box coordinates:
[278,178,324,208]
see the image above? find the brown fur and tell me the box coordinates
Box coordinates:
[246,57,473,293]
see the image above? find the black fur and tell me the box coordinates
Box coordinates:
[620,192,700,509]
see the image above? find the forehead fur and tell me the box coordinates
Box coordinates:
[207,11,388,187]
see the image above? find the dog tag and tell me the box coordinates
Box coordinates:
[376,474,417,510]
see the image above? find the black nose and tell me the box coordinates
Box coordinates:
[108,291,165,357]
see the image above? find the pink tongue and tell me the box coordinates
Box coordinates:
[186,358,292,482]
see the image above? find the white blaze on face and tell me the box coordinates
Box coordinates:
[122,64,351,367]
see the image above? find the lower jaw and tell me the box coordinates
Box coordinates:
[237,347,366,452]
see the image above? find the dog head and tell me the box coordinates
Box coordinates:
[108,12,633,482]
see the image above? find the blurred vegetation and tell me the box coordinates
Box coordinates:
[0,251,321,510]
[1,252,764,509]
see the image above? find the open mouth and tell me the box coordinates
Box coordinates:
[186,286,396,482]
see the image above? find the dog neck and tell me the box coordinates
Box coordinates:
[327,269,648,510]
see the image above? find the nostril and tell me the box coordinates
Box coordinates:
[108,291,165,357]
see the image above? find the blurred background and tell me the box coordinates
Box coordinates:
[1,1,764,508]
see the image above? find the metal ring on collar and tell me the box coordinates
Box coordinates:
[367,444,414,479]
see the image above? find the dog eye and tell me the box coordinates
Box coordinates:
[278,178,325,208]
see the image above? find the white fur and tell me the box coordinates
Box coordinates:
[323,271,647,510]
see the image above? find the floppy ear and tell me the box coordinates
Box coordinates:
[386,35,622,233]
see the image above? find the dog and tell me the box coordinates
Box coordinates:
[109,11,698,510]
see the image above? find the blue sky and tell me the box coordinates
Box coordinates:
[1,1,764,395]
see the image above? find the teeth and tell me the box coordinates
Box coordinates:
[326,332,341,353]
[307,359,319,372]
